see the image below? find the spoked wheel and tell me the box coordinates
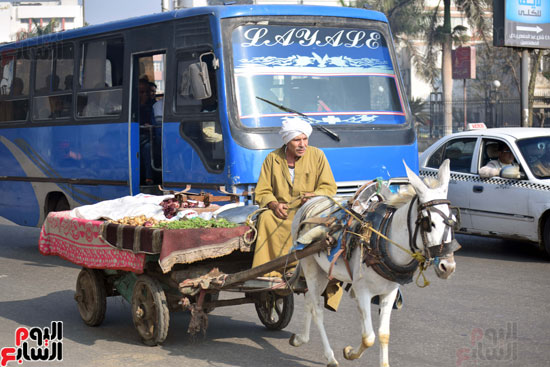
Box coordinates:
[131,275,170,346]
[75,268,107,326]
[255,291,294,330]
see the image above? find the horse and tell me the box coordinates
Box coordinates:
[288,159,459,367]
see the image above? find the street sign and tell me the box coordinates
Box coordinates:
[494,0,550,49]
[452,47,476,79]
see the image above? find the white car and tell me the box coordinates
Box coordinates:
[418,126,550,257]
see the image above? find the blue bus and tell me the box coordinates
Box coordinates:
[0,4,417,227]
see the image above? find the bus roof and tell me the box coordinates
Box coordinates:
[0,5,388,52]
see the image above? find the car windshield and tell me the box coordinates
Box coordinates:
[517,137,550,179]
[231,24,405,128]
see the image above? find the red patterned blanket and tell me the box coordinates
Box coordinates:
[39,211,146,273]
[39,212,252,274]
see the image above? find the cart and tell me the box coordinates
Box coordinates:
[39,210,328,346]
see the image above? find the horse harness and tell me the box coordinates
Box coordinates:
[354,196,460,285]
[407,196,461,260]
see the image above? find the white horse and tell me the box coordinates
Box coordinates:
[289,160,459,367]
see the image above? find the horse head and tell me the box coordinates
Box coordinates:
[404,159,459,279]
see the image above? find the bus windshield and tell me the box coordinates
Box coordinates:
[231,24,405,129]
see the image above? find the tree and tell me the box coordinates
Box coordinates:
[16,18,59,41]
[420,0,489,135]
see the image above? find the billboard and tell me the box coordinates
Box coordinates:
[494,0,550,49]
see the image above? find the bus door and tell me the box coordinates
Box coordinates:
[162,50,225,188]
[131,52,166,189]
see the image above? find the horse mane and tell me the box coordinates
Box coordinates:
[385,177,440,208]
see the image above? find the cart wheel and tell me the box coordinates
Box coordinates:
[75,268,107,327]
[131,275,170,346]
[255,291,294,330]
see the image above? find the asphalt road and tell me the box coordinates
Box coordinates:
[1,224,549,367]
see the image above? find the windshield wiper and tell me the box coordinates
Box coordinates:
[256,96,340,142]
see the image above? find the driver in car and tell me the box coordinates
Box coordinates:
[479,142,520,179]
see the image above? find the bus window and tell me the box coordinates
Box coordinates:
[33,44,74,120]
[176,50,224,172]
[77,38,123,118]
[0,50,30,122]
[231,24,405,128]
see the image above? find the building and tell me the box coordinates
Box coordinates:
[0,0,84,44]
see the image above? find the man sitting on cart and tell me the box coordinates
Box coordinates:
[252,118,342,311]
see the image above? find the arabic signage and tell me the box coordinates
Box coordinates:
[494,0,550,49]
[452,47,476,79]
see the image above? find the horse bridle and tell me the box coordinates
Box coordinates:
[407,196,461,261]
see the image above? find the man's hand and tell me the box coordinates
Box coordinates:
[268,201,288,219]
[301,192,316,205]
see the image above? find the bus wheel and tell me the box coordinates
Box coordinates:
[54,196,70,212]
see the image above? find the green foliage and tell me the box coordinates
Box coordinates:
[409,97,429,125]
[16,18,59,41]
[155,217,238,229]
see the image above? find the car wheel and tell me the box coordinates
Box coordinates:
[544,219,550,259]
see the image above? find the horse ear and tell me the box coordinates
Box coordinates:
[404,160,427,197]
[438,159,451,194]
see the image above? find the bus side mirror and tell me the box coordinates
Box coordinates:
[187,61,212,100]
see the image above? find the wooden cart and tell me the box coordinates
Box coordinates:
[39,210,327,345]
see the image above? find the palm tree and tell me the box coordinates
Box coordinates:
[16,18,59,41]
[420,0,489,135]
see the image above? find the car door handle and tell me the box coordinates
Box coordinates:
[473,185,483,193]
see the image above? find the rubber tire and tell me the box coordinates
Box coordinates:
[255,291,294,331]
[131,275,170,346]
[75,268,107,327]
[54,196,70,212]
[543,219,550,259]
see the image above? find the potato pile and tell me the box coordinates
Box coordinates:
[108,215,167,227]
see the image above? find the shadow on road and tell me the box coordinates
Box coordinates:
[454,234,548,263]
[0,289,318,367]
[0,224,80,269]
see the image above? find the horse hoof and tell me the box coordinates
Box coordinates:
[327,361,339,367]
[343,346,353,360]
[289,334,299,347]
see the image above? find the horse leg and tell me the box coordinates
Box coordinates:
[342,283,376,361]
[377,288,398,367]
[290,256,338,367]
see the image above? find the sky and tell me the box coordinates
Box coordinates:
[83,0,162,25]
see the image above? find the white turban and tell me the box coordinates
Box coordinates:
[279,118,313,144]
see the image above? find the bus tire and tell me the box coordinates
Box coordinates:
[54,196,70,212]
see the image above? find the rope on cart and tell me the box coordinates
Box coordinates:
[243,207,268,245]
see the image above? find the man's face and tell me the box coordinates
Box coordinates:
[499,148,514,165]
[287,134,309,157]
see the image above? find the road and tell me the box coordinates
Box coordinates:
[1,224,549,367]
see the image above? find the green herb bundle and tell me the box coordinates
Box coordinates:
[155,217,238,229]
